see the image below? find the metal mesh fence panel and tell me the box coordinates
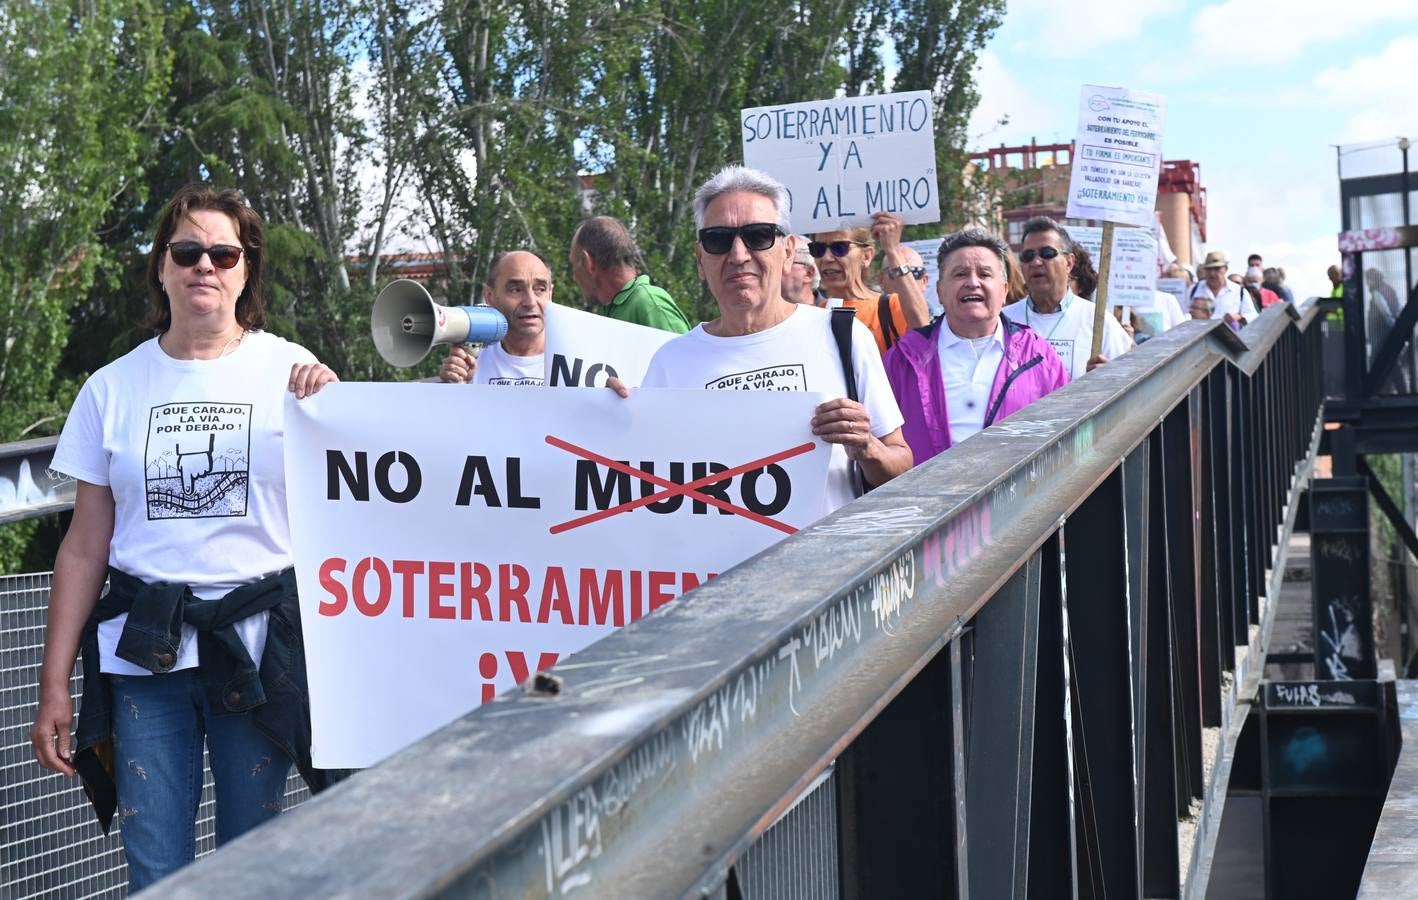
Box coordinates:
[734,766,841,900]
[1,573,309,899]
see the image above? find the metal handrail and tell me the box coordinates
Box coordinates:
[14,302,1329,899]
[0,435,72,525]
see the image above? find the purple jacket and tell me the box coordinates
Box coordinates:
[883,317,1070,464]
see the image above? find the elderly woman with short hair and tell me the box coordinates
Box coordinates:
[883,228,1070,464]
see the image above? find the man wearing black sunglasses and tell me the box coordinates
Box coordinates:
[569,216,690,334]
[1000,216,1132,379]
[612,166,912,510]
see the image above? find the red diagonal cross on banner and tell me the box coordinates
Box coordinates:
[546,435,817,535]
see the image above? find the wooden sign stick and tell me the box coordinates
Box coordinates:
[1090,220,1116,364]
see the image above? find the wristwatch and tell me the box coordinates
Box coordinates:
[884,264,913,279]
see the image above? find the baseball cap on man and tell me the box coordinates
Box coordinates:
[1200,250,1229,269]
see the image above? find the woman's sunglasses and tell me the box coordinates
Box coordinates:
[166,241,244,269]
[697,223,785,255]
[1018,246,1063,264]
[808,240,869,258]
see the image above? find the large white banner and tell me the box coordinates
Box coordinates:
[742,91,941,231]
[285,384,832,767]
[1065,85,1167,228]
[542,303,677,388]
[1062,225,1160,310]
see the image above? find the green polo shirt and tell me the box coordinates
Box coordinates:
[604,275,691,333]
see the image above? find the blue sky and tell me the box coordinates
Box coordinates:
[966,0,1417,300]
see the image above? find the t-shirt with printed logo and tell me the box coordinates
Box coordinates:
[52,331,317,675]
[641,303,903,514]
[471,341,545,386]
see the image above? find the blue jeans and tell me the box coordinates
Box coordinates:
[109,670,291,892]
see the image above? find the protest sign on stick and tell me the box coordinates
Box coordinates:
[542,303,675,388]
[742,91,941,231]
[1064,84,1167,360]
[1061,224,1160,311]
[285,384,832,767]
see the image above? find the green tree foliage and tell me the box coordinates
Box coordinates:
[0,1,171,442]
[0,1,170,569]
[2,0,1005,571]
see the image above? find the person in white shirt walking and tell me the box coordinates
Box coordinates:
[1000,216,1133,380]
[439,250,553,386]
[1188,250,1257,328]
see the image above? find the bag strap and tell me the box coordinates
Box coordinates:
[830,308,868,497]
[830,308,859,402]
[878,292,901,350]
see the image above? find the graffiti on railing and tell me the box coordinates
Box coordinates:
[539,728,677,896]
[1319,594,1365,681]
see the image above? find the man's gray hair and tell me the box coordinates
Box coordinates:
[937,227,1013,278]
[1020,215,1077,255]
[693,166,792,233]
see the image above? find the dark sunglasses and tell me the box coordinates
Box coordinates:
[1018,246,1064,264]
[697,223,785,255]
[166,241,244,269]
[808,240,869,259]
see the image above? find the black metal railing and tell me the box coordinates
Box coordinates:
[4,301,1330,899]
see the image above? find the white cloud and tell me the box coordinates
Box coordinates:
[1188,0,1418,64]
[1006,0,1181,56]
[1202,164,1340,301]
[967,50,1071,147]
[1313,36,1418,144]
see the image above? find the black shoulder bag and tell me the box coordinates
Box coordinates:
[830,307,870,497]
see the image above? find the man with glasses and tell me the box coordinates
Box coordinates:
[613,165,912,509]
[1000,216,1132,379]
[569,215,691,333]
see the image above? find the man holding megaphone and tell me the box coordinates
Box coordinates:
[438,250,554,386]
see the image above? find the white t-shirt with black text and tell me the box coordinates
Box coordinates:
[1001,292,1133,380]
[52,332,317,675]
[472,341,545,386]
[641,304,904,513]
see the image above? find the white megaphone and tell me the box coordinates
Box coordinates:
[371,279,509,368]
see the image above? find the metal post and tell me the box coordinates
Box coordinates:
[837,639,957,897]
[1400,137,1415,613]
[1310,479,1376,679]
[1062,469,1141,898]
[965,555,1043,897]
[1029,534,1079,897]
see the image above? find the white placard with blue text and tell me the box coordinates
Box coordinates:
[1065,85,1167,228]
[741,91,941,231]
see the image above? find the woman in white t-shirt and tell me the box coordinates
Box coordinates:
[30,185,338,892]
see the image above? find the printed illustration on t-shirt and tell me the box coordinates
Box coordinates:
[144,403,252,519]
[706,364,807,391]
